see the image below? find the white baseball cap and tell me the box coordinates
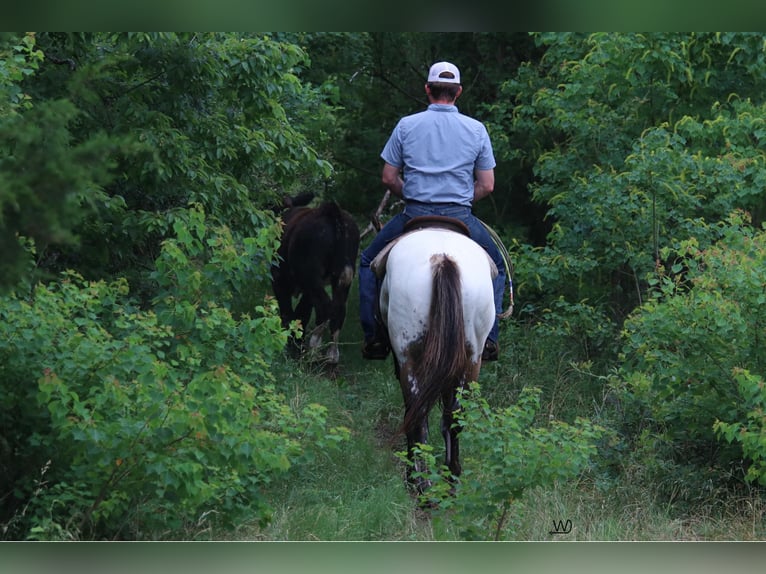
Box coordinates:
[427,61,461,84]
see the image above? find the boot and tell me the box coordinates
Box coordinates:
[482,339,499,362]
[362,319,390,360]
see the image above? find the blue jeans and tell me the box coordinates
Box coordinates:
[359,202,506,344]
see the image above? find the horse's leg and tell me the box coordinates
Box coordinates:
[305,283,333,361]
[442,386,462,479]
[407,415,431,495]
[292,293,314,351]
[399,362,431,494]
[308,321,329,354]
[443,363,480,482]
[272,270,303,355]
[271,269,295,329]
[324,274,352,366]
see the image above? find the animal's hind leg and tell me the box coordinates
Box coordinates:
[406,417,431,495]
[308,322,330,366]
[442,386,463,479]
[293,293,312,329]
[399,364,432,494]
[325,277,352,366]
[304,284,332,360]
[272,271,295,329]
[324,327,340,369]
[443,364,479,480]
[291,294,314,352]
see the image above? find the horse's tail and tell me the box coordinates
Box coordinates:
[318,201,359,287]
[401,254,470,434]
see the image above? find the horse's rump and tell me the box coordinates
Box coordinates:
[381,229,495,433]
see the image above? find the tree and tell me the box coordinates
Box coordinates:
[487,33,766,321]
[3,32,336,293]
[0,33,120,291]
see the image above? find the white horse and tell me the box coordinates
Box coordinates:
[374,223,496,493]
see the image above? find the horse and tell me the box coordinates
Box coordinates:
[372,218,496,494]
[271,198,360,373]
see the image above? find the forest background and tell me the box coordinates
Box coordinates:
[2,31,766,541]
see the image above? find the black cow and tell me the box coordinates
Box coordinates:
[271,197,360,371]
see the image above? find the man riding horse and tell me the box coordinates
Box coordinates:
[358,61,508,362]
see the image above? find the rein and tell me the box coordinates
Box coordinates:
[479,219,514,318]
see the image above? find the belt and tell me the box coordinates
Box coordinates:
[404,200,469,208]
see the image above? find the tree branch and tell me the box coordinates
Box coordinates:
[361,190,403,239]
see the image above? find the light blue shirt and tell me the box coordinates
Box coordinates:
[380,103,496,206]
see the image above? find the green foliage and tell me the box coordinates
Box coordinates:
[1,32,336,291]
[0,98,129,284]
[150,202,282,320]
[0,32,43,116]
[0,33,130,290]
[402,383,604,541]
[489,33,766,321]
[5,31,766,539]
[714,369,766,486]
[617,211,766,484]
[0,216,349,540]
[484,31,766,500]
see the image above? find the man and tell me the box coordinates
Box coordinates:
[359,61,507,361]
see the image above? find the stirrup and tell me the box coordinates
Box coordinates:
[362,337,390,360]
[482,339,499,362]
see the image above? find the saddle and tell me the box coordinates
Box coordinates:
[403,215,470,236]
[370,215,497,279]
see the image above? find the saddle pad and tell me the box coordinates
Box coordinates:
[403,215,470,236]
[371,227,498,279]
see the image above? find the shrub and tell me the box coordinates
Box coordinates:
[617,211,766,486]
[402,383,604,540]
[0,209,349,539]
[714,369,766,486]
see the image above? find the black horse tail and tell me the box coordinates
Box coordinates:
[401,254,470,434]
[318,201,360,287]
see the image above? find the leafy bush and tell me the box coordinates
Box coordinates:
[2,32,336,291]
[402,383,604,540]
[490,34,766,327]
[617,211,766,486]
[0,210,349,540]
[714,369,766,486]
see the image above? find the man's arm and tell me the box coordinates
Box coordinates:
[382,162,404,198]
[474,168,495,202]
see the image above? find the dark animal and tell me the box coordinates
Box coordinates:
[271,197,360,370]
[372,221,496,495]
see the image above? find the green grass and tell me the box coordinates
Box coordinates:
[225,282,766,541]
[243,341,439,540]
[515,478,766,540]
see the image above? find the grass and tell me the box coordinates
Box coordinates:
[241,353,438,541]
[227,282,766,542]
[512,477,766,540]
